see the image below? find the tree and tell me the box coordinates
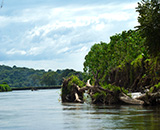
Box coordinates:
[83,30,145,86]
[41,72,56,86]
[83,42,108,86]
[136,0,160,57]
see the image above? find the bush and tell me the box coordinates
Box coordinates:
[68,75,85,88]
[0,83,12,92]
[103,84,128,95]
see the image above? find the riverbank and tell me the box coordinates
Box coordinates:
[11,85,61,91]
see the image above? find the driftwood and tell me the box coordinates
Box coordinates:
[136,92,160,105]
[120,93,144,105]
[62,78,120,104]
[74,93,83,103]
[61,78,160,105]
[61,78,117,104]
[120,91,160,105]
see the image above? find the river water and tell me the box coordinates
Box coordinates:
[0,89,160,130]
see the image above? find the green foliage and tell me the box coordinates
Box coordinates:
[136,0,160,57]
[103,84,128,95]
[83,30,145,85]
[83,1,160,94]
[142,74,147,79]
[41,71,56,86]
[149,86,154,93]
[93,91,106,99]
[68,75,85,88]
[0,65,45,87]
[149,82,160,93]
[145,57,160,81]
[108,30,146,68]
[61,75,84,98]
[55,69,84,85]
[131,54,143,68]
[0,83,12,92]
[0,65,84,88]
[91,84,128,104]
[154,82,160,89]
[83,42,108,83]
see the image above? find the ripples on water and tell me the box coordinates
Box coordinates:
[0,90,160,130]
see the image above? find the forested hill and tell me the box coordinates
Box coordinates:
[0,65,83,88]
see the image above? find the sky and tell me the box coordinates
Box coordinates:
[0,0,140,71]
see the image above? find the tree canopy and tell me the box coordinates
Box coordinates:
[0,65,83,88]
[136,0,160,57]
[83,30,146,86]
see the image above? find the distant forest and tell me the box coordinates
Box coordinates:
[0,65,83,88]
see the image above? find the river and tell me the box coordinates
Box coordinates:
[0,89,160,130]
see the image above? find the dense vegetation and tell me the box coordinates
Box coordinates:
[83,0,160,93]
[62,0,160,105]
[0,65,83,88]
[83,30,146,87]
[136,0,160,57]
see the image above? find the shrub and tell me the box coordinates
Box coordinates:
[68,75,85,88]
[0,83,12,92]
[102,84,128,95]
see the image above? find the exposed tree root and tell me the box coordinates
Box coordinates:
[62,77,160,106]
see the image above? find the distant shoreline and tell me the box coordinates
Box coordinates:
[12,86,61,91]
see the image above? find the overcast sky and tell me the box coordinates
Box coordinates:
[0,0,140,71]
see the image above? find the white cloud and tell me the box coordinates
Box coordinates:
[6,49,26,55]
[28,47,45,56]
[74,46,89,54]
[0,1,140,70]
[57,47,69,54]
[0,16,9,28]
[0,59,85,71]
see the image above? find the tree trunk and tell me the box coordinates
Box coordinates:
[61,78,160,106]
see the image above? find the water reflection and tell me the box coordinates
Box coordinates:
[0,90,160,130]
[62,103,160,130]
